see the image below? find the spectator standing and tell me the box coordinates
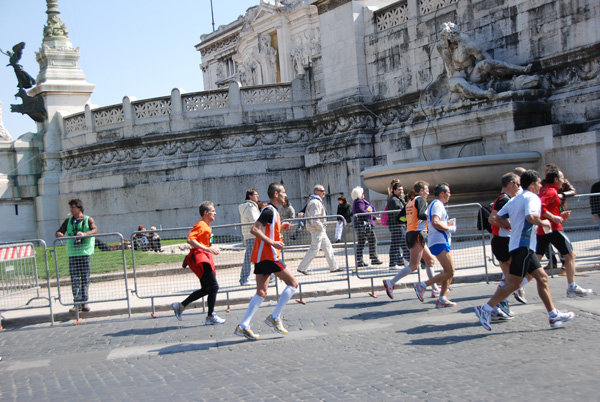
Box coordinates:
[386,180,409,270]
[335,194,352,242]
[351,186,383,267]
[238,188,261,286]
[55,199,98,312]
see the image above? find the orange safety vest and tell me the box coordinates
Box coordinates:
[251,205,282,263]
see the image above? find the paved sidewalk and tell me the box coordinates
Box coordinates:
[0,272,598,401]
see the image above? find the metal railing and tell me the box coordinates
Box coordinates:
[281,215,351,299]
[53,233,130,321]
[0,239,53,327]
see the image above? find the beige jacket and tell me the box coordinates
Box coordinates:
[305,196,327,232]
[238,200,260,240]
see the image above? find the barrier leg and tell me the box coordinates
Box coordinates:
[368,277,377,298]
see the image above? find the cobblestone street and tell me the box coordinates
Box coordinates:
[1,272,598,401]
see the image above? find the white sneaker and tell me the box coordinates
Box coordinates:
[205,314,226,325]
[474,306,492,331]
[383,279,394,299]
[389,265,401,271]
[549,310,575,328]
[566,285,593,298]
[172,302,183,321]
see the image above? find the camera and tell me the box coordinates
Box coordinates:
[74,238,82,245]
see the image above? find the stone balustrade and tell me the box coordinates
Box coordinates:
[374,0,458,32]
[61,82,298,151]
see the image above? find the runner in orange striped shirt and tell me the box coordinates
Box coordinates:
[235,183,298,340]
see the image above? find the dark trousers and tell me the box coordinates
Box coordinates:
[182,263,219,316]
[389,225,409,266]
[356,225,378,262]
[69,255,91,303]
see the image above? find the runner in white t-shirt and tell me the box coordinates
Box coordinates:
[474,170,575,331]
[413,183,458,307]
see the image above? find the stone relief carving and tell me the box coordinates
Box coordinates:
[314,114,376,138]
[61,130,307,171]
[44,1,69,38]
[290,31,321,77]
[545,58,600,88]
[259,34,278,84]
[436,22,537,102]
[238,34,279,86]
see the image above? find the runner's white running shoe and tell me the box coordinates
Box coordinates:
[566,285,593,298]
[383,280,395,299]
[549,310,575,328]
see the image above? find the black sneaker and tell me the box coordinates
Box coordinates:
[356,261,367,268]
[371,259,384,265]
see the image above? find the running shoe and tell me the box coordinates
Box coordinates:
[330,267,344,272]
[265,315,288,334]
[566,285,593,298]
[431,287,441,298]
[513,288,527,304]
[549,310,575,328]
[383,279,395,299]
[435,299,457,308]
[498,300,514,318]
[474,306,492,331]
[356,261,368,268]
[234,325,260,340]
[491,307,512,321]
[413,282,426,302]
[371,259,384,265]
[205,314,226,325]
[172,302,183,321]
[297,268,310,275]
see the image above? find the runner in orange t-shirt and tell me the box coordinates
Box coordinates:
[171,201,226,325]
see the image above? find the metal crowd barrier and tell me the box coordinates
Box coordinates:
[281,215,351,299]
[352,203,492,291]
[53,232,130,321]
[538,193,600,276]
[130,223,280,315]
[0,240,54,327]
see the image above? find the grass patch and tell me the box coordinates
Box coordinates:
[34,241,185,279]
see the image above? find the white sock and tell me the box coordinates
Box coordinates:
[271,285,296,321]
[521,277,529,288]
[391,266,413,285]
[549,309,558,317]
[425,266,440,290]
[483,304,493,313]
[240,294,264,329]
[568,282,577,290]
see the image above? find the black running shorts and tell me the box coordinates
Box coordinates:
[535,231,573,256]
[491,236,510,263]
[509,247,541,277]
[254,260,286,275]
[406,231,427,249]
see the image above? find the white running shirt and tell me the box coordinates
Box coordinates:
[497,190,541,252]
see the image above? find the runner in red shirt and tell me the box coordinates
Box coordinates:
[535,168,592,298]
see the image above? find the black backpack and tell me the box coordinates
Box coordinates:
[477,203,493,233]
